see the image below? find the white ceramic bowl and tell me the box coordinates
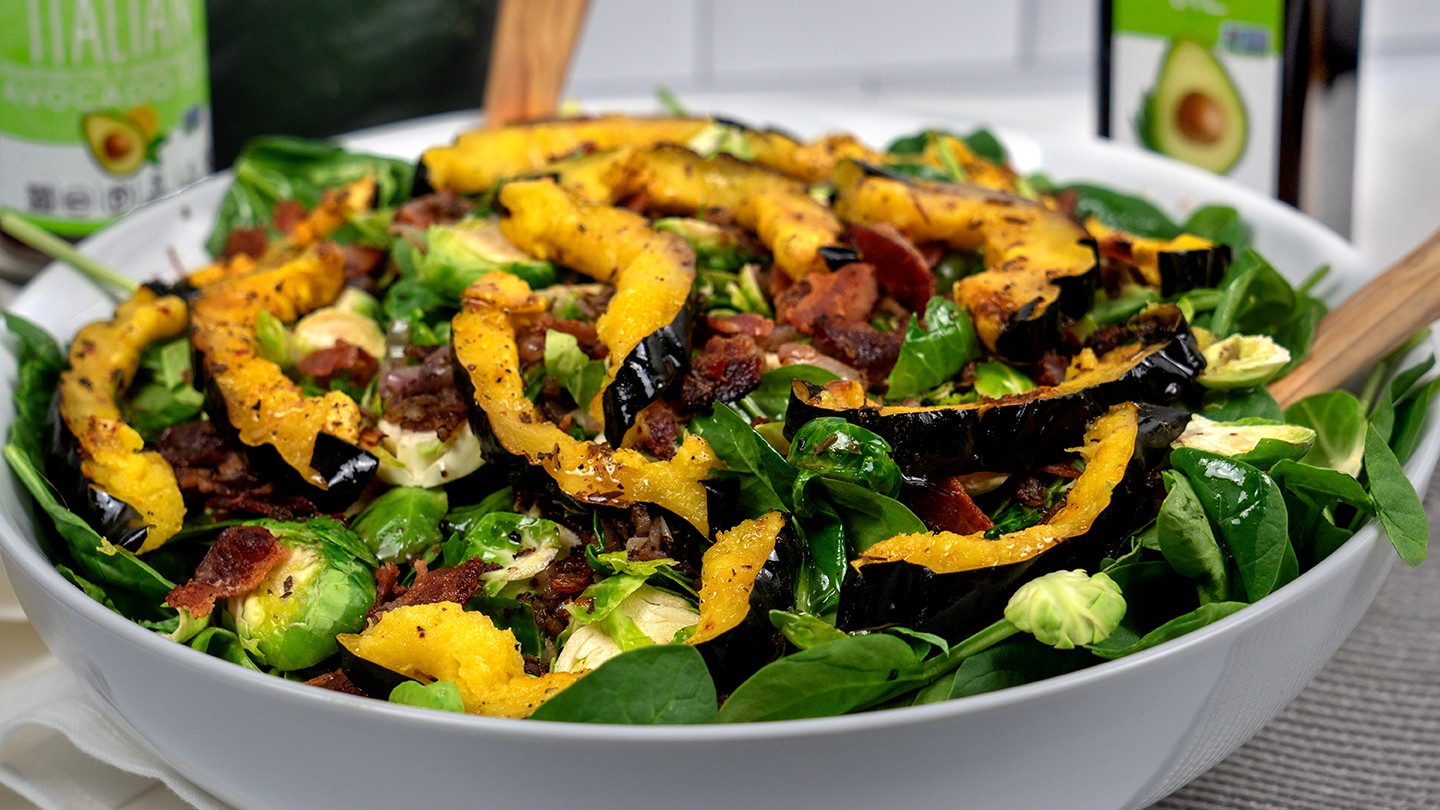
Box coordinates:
[3,104,1437,810]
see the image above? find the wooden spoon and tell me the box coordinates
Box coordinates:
[1269,228,1440,408]
[482,0,591,128]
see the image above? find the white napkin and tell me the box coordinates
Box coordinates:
[0,662,231,810]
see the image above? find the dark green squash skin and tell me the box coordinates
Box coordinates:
[48,401,151,552]
[785,306,1203,476]
[837,404,1190,640]
[694,519,802,693]
[602,307,693,447]
[1158,244,1233,297]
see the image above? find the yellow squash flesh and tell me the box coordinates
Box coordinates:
[338,602,582,718]
[854,403,1139,573]
[688,511,786,645]
[57,287,188,553]
[451,271,717,534]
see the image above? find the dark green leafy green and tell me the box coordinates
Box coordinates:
[735,364,837,422]
[1364,424,1428,566]
[1157,472,1229,604]
[206,136,414,256]
[1180,205,1251,248]
[787,418,902,497]
[886,296,979,399]
[1088,602,1248,659]
[529,645,718,724]
[718,633,921,722]
[1170,449,1292,601]
[188,627,263,671]
[1058,183,1180,239]
[769,610,848,649]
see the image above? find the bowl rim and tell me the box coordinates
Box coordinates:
[1,101,1433,743]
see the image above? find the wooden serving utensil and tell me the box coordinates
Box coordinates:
[482,0,591,128]
[1269,228,1440,408]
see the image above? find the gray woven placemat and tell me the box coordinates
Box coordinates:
[1156,467,1440,809]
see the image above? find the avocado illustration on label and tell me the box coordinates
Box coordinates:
[1136,39,1247,175]
[82,113,148,176]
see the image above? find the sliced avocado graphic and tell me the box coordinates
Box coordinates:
[82,113,147,175]
[1138,39,1247,175]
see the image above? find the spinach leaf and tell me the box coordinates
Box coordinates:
[1181,205,1251,248]
[691,404,797,515]
[718,633,922,722]
[1202,387,1283,422]
[963,129,1008,164]
[1391,376,1440,464]
[529,645,717,724]
[928,636,1091,701]
[206,136,414,257]
[1267,459,1372,512]
[886,296,979,400]
[1088,602,1248,659]
[1059,183,1181,239]
[788,418,902,497]
[352,486,448,563]
[5,313,62,461]
[444,486,515,536]
[1157,471,1229,604]
[809,478,927,552]
[769,610,848,649]
[1364,424,1428,567]
[1170,449,1291,601]
[1285,391,1366,476]
[1209,250,1296,338]
[735,364,837,423]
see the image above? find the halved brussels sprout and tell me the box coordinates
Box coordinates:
[441,512,581,595]
[291,287,387,360]
[374,418,485,488]
[554,584,699,673]
[787,417,902,497]
[1172,414,1316,466]
[1199,334,1290,389]
[226,518,376,671]
[419,218,556,296]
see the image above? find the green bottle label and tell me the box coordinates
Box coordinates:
[1109,0,1286,193]
[0,0,211,236]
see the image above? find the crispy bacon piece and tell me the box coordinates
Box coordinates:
[773,262,878,334]
[165,525,289,618]
[305,669,367,696]
[1011,474,1050,508]
[223,227,268,260]
[850,223,935,313]
[706,312,775,339]
[297,339,379,388]
[342,244,385,286]
[635,401,682,460]
[368,558,494,621]
[156,421,320,519]
[272,200,306,235]
[680,334,764,410]
[392,191,473,231]
[905,477,995,536]
[1033,350,1069,387]
[810,317,904,386]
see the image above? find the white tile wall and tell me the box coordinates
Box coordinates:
[563,0,1440,101]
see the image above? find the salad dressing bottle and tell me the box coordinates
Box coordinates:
[0,0,212,279]
[1098,0,1361,236]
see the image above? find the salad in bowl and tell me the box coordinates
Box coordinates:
[4,108,1432,729]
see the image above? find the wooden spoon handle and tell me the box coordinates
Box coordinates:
[483,0,591,128]
[1270,228,1440,408]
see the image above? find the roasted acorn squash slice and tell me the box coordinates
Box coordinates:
[451,271,717,534]
[785,305,1204,476]
[497,177,697,443]
[687,510,799,690]
[1085,218,1232,295]
[838,402,1189,639]
[54,287,188,553]
[190,242,376,504]
[540,144,843,280]
[831,159,1097,361]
